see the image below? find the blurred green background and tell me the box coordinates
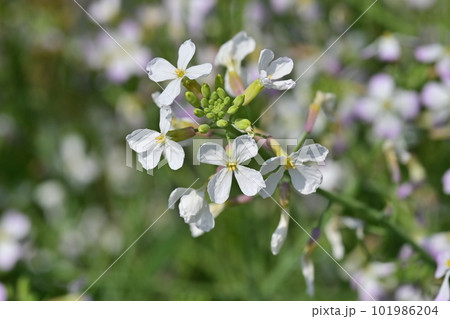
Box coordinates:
[0,0,449,300]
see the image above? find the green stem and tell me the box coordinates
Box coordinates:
[294,131,308,152]
[316,188,436,267]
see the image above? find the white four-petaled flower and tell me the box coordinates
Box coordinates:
[258,49,296,90]
[198,135,265,204]
[169,188,214,232]
[126,113,184,170]
[259,144,328,198]
[146,39,212,105]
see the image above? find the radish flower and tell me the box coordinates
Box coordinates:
[147,39,212,105]
[258,49,296,90]
[198,135,265,204]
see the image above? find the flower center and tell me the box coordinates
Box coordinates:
[446,259,450,268]
[227,162,237,171]
[175,68,185,78]
[285,158,296,170]
[383,100,392,110]
[155,134,166,144]
[267,74,272,79]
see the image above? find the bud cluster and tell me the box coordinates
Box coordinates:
[185,75,245,134]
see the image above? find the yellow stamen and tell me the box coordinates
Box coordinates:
[227,162,237,171]
[383,100,391,110]
[267,75,272,79]
[285,158,296,170]
[446,259,450,268]
[175,68,185,78]
[155,134,166,144]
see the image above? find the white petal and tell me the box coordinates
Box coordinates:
[185,63,213,79]
[265,79,296,90]
[271,211,290,255]
[152,92,163,108]
[290,144,329,163]
[194,204,215,232]
[300,255,315,296]
[232,31,256,62]
[415,44,444,63]
[234,165,266,196]
[208,168,233,204]
[324,217,344,260]
[258,49,274,72]
[373,113,402,140]
[168,187,190,209]
[232,135,258,164]
[289,165,323,195]
[159,105,173,134]
[378,34,401,62]
[0,241,22,271]
[177,39,195,70]
[126,129,159,153]
[391,90,420,120]
[435,252,450,278]
[164,140,185,170]
[197,142,228,166]
[137,143,164,170]
[178,189,204,223]
[147,58,177,82]
[260,156,284,175]
[260,166,285,199]
[368,73,395,100]
[158,78,182,106]
[435,271,450,301]
[421,82,450,110]
[353,97,382,122]
[189,224,205,238]
[267,57,294,80]
[215,41,233,67]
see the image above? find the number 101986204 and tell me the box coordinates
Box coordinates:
[372,306,438,316]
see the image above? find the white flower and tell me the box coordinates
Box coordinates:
[198,135,265,204]
[258,49,296,90]
[215,31,255,94]
[189,202,226,238]
[146,39,212,105]
[126,113,184,170]
[169,188,214,232]
[259,143,328,198]
[300,254,315,296]
[0,210,31,271]
[434,251,450,301]
[271,211,289,255]
[415,43,450,84]
[363,33,401,62]
[152,92,173,131]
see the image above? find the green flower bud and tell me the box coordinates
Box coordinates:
[204,107,210,113]
[185,91,201,108]
[217,119,228,128]
[206,113,215,119]
[201,97,208,108]
[217,87,227,100]
[232,94,245,108]
[215,74,224,90]
[227,106,239,114]
[242,79,264,106]
[193,109,205,117]
[166,127,196,142]
[218,111,225,118]
[198,124,210,134]
[201,84,211,99]
[234,118,251,131]
[223,96,231,106]
[211,92,219,101]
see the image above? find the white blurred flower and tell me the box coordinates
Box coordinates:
[258,49,296,90]
[147,39,212,105]
[352,262,396,301]
[126,111,184,170]
[434,251,450,301]
[259,144,328,198]
[415,44,450,84]
[0,210,31,271]
[363,33,401,62]
[88,0,121,23]
[198,135,265,204]
[353,73,420,140]
[169,188,214,232]
[60,134,100,185]
[84,20,151,83]
[189,202,226,237]
[34,180,65,211]
[420,82,450,126]
[300,254,315,296]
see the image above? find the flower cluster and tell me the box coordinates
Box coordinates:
[126,33,328,266]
